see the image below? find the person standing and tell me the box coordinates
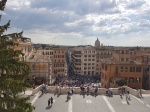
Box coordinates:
[127,91,130,100]
[71,86,74,95]
[87,86,89,95]
[50,97,53,106]
[94,86,98,97]
[48,98,51,106]
[125,92,129,104]
[139,89,143,98]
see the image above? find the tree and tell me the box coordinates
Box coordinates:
[116,79,126,86]
[0,0,34,111]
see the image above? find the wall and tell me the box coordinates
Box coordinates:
[31,85,150,97]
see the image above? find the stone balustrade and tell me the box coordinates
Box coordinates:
[31,85,43,95]
[30,85,150,97]
[44,86,120,95]
[140,89,150,94]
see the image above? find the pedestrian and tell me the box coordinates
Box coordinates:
[125,92,129,104]
[127,91,131,100]
[94,86,98,97]
[87,86,89,95]
[71,86,74,95]
[121,86,125,95]
[139,89,143,98]
[48,98,51,106]
[50,97,53,105]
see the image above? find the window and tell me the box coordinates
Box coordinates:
[102,64,104,69]
[84,55,87,57]
[136,67,141,72]
[125,67,128,72]
[121,58,124,61]
[116,66,118,74]
[129,77,134,83]
[92,71,94,75]
[105,65,107,71]
[136,78,141,83]
[121,66,124,72]
[130,67,135,72]
[92,59,95,61]
[126,58,129,61]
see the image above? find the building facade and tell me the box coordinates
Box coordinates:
[26,46,66,84]
[71,46,96,76]
[13,37,33,61]
[101,48,144,89]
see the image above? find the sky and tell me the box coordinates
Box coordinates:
[1,0,150,46]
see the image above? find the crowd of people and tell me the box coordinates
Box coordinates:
[38,83,144,108]
[53,74,100,89]
[39,74,144,107]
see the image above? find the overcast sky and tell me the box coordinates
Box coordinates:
[2,0,150,46]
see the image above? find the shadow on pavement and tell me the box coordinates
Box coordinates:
[46,105,52,110]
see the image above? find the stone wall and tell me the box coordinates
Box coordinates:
[31,85,150,97]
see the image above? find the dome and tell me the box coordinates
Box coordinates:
[95,38,100,47]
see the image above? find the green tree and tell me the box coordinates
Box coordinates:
[0,0,34,111]
[116,79,126,86]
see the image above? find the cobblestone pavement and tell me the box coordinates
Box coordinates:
[30,93,150,112]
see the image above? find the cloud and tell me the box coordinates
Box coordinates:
[30,0,120,15]
[2,0,150,46]
[6,0,30,10]
[138,19,150,28]
[126,0,146,9]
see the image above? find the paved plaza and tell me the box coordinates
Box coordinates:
[28,92,150,112]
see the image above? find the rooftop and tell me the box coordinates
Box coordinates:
[101,58,143,65]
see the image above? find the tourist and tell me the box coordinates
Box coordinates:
[48,98,50,106]
[139,89,143,98]
[94,86,98,96]
[127,91,131,100]
[125,92,130,104]
[50,97,53,105]
[87,86,89,95]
